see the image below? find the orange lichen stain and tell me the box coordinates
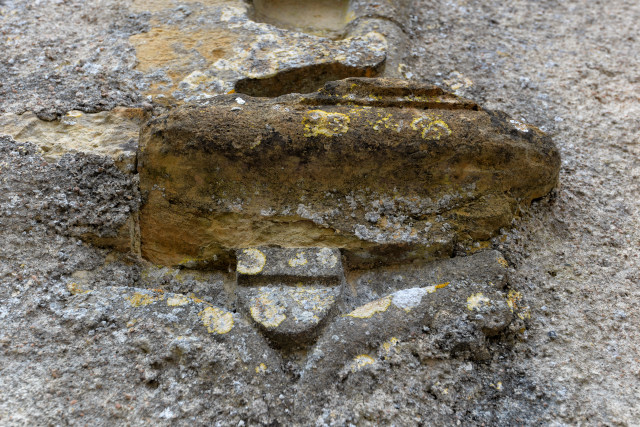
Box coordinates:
[67,282,90,295]
[126,318,140,328]
[130,26,177,72]
[427,282,450,293]
[126,291,164,307]
[347,296,392,319]
[117,107,146,121]
[497,257,509,268]
[189,294,206,304]
[198,307,234,334]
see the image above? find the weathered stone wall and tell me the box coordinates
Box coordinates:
[1,0,638,425]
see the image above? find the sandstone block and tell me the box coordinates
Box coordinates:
[138,77,560,268]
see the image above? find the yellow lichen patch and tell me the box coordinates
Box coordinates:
[255,363,267,374]
[421,120,452,140]
[67,282,90,295]
[410,115,452,141]
[367,112,394,131]
[167,294,190,307]
[490,381,503,391]
[382,337,399,357]
[410,116,428,131]
[198,307,234,334]
[347,296,392,319]
[466,293,491,311]
[302,110,350,137]
[249,293,286,328]
[509,290,532,320]
[237,248,266,275]
[509,119,530,133]
[506,290,523,312]
[288,251,308,267]
[517,308,532,320]
[497,257,509,268]
[351,354,376,372]
[126,292,164,307]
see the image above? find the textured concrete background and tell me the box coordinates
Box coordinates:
[1,0,639,425]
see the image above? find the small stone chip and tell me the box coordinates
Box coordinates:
[347,296,392,319]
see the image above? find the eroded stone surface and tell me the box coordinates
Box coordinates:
[128,0,388,103]
[0,137,139,252]
[347,249,510,307]
[2,0,638,424]
[138,78,560,267]
[0,107,144,173]
[298,279,514,402]
[238,285,340,345]
[66,284,284,379]
[236,247,343,346]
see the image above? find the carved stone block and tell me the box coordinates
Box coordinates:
[138,78,560,267]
